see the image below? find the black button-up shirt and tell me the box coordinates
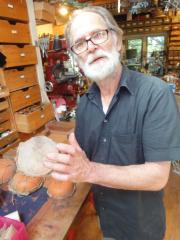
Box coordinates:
[75,66,180,239]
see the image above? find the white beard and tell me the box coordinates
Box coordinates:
[77,47,120,82]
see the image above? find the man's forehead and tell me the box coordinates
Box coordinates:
[71,12,107,40]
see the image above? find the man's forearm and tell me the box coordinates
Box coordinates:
[87,161,171,191]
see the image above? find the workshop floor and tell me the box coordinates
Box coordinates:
[66,169,180,240]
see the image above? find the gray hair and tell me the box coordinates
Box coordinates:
[64,6,123,51]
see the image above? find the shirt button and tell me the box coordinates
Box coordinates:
[103,119,108,123]
[102,207,105,210]
[100,192,104,196]
[103,138,107,143]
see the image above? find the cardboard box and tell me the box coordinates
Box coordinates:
[34,2,55,15]
[34,2,55,24]
[35,10,55,24]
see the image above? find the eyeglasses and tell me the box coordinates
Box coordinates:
[71,29,113,55]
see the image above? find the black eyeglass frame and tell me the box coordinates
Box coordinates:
[71,28,114,55]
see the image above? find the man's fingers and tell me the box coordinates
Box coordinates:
[68,132,82,151]
[44,161,70,173]
[45,152,70,164]
[56,143,76,155]
[51,172,70,181]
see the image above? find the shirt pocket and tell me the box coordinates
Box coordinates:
[109,133,140,165]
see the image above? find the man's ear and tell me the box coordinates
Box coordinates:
[112,32,122,52]
[117,37,123,52]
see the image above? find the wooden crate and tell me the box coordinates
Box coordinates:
[10,85,41,112]
[0,130,19,153]
[35,10,55,24]
[14,103,55,133]
[0,87,9,98]
[0,98,8,111]
[0,109,10,123]
[0,120,11,133]
[34,1,55,24]
[45,120,75,135]
[43,120,75,143]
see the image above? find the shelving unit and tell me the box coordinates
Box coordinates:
[0,0,54,137]
[118,17,171,35]
[168,20,180,71]
[0,86,19,154]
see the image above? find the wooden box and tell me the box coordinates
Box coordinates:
[0,66,38,92]
[44,120,75,143]
[33,2,55,15]
[172,17,180,23]
[0,45,37,68]
[45,120,75,133]
[0,19,30,44]
[14,103,55,133]
[0,0,28,22]
[10,85,41,112]
[0,109,10,123]
[0,87,9,98]
[0,130,19,154]
[0,120,11,133]
[0,98,9,111]
[35,10,55,24]
[34,1,55,24]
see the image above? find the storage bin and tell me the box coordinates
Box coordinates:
[34,1,55,24]
[45,120,75,135]
[0,98,8,111]
[0,130,19,154]
[10,85,41,112]
[0,216,28,240]
[14,103,55,133]
[0,109,10,123]
[0,120,11,133]
[0,130,18,149]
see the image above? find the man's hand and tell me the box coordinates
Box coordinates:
[44,133,92,182]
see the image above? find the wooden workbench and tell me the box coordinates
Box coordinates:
[2,121,93,239]
[26,122,92,239]
[27,182,91,240]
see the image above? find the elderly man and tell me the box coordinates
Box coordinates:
[45,6,180,240]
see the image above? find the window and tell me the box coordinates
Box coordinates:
[147,36,165,75]
[125,34,167,76]
[127,39,142,63]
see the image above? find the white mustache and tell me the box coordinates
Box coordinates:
[86,50,108,65]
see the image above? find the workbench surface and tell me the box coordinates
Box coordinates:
[2,121,91,240]
[27,182,91,240]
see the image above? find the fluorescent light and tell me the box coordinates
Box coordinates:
[118,0,121,13]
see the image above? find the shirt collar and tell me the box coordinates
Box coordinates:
[86,65,135,98]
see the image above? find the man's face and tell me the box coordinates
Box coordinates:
[70,12,121,82]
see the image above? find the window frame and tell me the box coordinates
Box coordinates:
[124,32,168,76]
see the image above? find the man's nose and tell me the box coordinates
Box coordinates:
[87,39,97,52]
